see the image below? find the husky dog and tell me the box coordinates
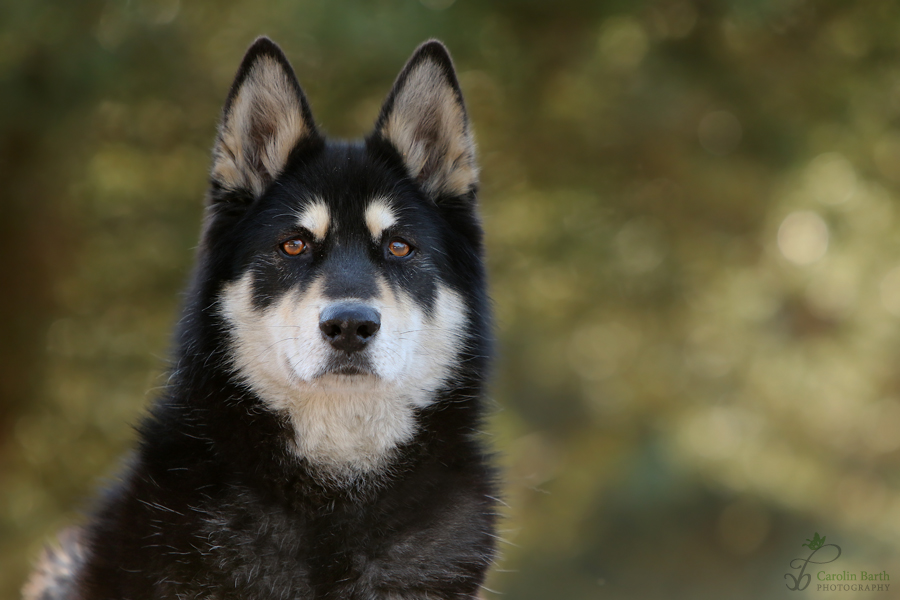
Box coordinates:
[24,37,497,600]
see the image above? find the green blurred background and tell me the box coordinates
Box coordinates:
[3,0,900,598]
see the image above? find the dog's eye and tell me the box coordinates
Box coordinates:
[387,239,413,258]
[281,238,308,257]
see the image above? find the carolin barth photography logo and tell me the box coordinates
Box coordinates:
[785,533,890,592]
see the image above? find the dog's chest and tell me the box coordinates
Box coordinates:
[179,485,483,600]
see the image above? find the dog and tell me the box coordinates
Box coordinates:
[24,37,497,600]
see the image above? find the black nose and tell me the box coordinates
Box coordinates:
[319,303,381,353]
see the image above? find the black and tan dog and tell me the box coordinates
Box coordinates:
[25,37,497,600]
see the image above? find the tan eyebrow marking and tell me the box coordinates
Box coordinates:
[296,199,330,240]
[365,198,397,241]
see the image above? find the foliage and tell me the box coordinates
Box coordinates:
[3,0,900,598]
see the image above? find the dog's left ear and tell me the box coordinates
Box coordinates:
[371,40,477,201]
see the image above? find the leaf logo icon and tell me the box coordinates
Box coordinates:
[802,533,826,551]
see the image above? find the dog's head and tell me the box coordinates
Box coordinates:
[193,38,487,476]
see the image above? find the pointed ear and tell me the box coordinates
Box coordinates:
[371,40,477,200]
[210,37,318,200]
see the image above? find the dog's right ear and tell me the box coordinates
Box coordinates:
[210,37,319,202]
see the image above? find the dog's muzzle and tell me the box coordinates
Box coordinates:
[319,303,381,354]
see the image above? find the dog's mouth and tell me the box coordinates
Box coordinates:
[320,353,376,377]
[329,364,371,376]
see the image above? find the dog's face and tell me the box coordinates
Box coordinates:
[198,39,485,478]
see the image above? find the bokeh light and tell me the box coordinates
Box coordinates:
[777,211,829,265]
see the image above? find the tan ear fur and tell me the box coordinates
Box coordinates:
[376,42,477,199]
[211,40,313,198]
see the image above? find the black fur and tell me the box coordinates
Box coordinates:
[33,38,496,600]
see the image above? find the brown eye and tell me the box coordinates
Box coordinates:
[281,238,307,256]
[388,239,412,258]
